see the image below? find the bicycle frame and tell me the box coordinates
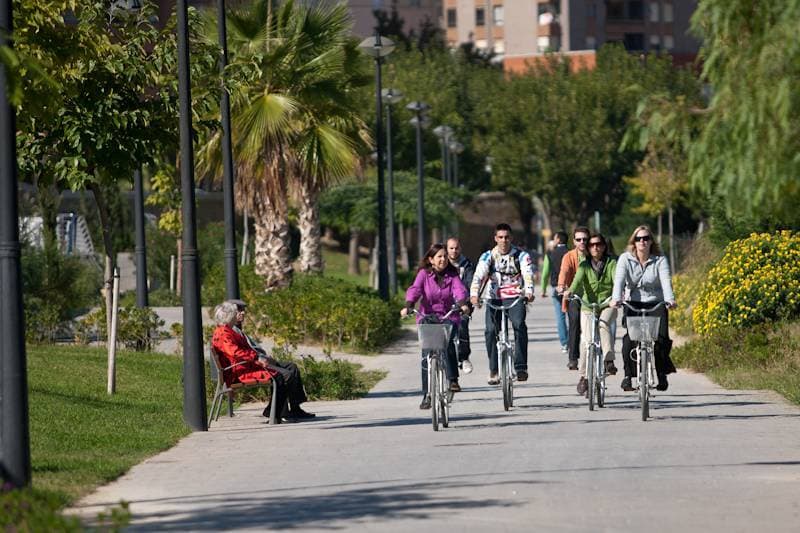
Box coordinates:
[483,296,525,411]
[622,301,666,421]
[567,295,611,411]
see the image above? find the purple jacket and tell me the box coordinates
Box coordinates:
[405,268,468,325]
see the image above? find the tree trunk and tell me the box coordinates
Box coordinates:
[88,182,116,340]
[512,194,534,249]
[398,222,409,271]
[35,180,61,254]
[348,229,361,275]
[253,193,292,290]
[241,207,250,266]
[297,183,324,274]
[657,213,663,244]
[668,204,676,269]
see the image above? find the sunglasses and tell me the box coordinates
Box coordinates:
[634,235,652,242]
[574,237,588,242]
[589,242,605,248]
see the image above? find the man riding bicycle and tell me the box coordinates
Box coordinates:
[470,223,535,385]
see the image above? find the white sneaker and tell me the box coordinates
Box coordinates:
[487,373,500,385]
[461,359,473,374]
[560,345,568,353]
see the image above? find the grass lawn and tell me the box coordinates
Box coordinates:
[672,321,800,405]
[25,345,190,504]
[321,248,370,286]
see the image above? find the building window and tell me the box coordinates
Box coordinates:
[586,35,597,49]
[664,34,674,50]
[607,0,624,20]
[447,8,457,28]
[649,34,660,50]
[476,7,485,26]
[623,32,645,51]
[649,1,659,22]
[664,3,674,22]
[493,5,504,26]
[628,1,644,20]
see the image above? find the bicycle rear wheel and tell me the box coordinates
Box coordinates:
[430,356,440,431]
[500,347,511,411]
[640,346,650,421]
[587,346,596,411]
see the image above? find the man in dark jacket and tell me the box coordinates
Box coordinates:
[447,237,475,373]
[540,231,569,352]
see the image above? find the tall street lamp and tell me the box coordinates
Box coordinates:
[407,101,430,260]
[217,0,239,300]
[383,88,402,295]
[448,140,464,188]
[433,124,453,183]
[0,0,31,488]
[177,0,207,431]
[359,33,395,301]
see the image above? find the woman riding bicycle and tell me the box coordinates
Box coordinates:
[610,225,677,392]
[401,243,471,409]
[563,232,618,396]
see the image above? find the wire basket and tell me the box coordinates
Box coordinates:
[626,316,661,342]
[417,323,452,351]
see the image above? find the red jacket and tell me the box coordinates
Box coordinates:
[211,325,276,386]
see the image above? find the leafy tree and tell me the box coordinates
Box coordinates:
[689,0,800,225]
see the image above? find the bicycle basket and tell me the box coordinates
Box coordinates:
[626,316,660,342]
[417,323,452,351]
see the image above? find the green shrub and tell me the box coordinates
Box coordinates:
[75,305,165,351]
[119,288,182,307]
[0,488,80,531]
[670,236,723,335]
[693,231,800,334]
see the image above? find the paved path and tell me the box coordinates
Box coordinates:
[72,299,800,531]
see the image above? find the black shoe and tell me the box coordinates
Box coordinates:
[604,361,618,375]
[567,360,578,370]
[621,377,634,392]
[419,395,431,409]
[287,408,316,419]
[516,371,528,382]
[656,374,669,391]
[449,380,462,392]
[577,377,588,395]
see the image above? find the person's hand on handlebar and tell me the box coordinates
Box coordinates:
[666,300,677,309]
[400,306,410,318]
[525,293,535,303]
[609,299,620,308]
[460,304,471,316]
[470,296,480,308]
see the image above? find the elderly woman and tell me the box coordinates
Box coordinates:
[611,225,677,392]
[211,301,313,423]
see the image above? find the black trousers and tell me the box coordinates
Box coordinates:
[621,304,676,378]
[567,299,581,362]
[457,316,471,361]
[266,360,307,414]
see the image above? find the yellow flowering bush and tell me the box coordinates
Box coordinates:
[693,231,800,334]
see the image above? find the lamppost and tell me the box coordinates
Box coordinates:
[383,88,403,295]
[433,124,453,183]
[216,0,239,300]
[133,168,149,308]
[177,0,207,431]
[448,140,464,188]
[0,0,31,488]
[359,33,395,301]
[406,101,430,260]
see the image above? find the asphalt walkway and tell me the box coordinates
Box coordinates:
[72,298,800,531]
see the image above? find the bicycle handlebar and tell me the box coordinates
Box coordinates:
[621,301,667,313]
[408,304,464,321]
[481,295,527,311]
[566,294,612,310]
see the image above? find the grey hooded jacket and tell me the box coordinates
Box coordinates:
[611,251,675,303]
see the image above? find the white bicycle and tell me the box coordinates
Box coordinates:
[483,296,526,411]
[622,301,667,421]
[414,307,461,431]
[567,295,612,411]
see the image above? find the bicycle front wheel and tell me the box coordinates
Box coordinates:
[597,351,606,408]
[640,345,650,421]
[439,361,450,428]
[500,347,511,411]
[430,356,440,431]
[587,346,596,411]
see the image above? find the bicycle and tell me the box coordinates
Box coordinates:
[413,307,460,431]
[483,296,526,411]
[566,295,612,411]
[621,301,666,421]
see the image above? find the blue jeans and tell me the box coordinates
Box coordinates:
[485,299,528,374]
[551,293,568,347]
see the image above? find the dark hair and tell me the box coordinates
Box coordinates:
[588,232,608,253]
[574,226,590,238]
[417,243,458,274]
[554,231,568,243]
[495,223,512,234]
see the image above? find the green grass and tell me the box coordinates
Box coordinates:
[672,321,800,405]
[321,249,370,286]
[25,345,190,503]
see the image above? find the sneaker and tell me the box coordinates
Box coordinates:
[567,360,578,371]
[419,395,431,409]
[516,370,528,382]
[656,374,669,391]
[621,377,634,392]
[460,359,473,374]
[604,361,618,375]
[449,380,462,392]
[561,345,568,353]
[287,408,316,420]
[487,373,500,385]
[577,377,588,395]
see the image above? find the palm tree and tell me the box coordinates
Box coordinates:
[201,0,370,288]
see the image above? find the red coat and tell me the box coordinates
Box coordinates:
[211,325,276,386]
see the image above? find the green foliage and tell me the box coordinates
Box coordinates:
[672,321,800,405]
[670,236,723,335]
[0,488,81,532]
[21,247,102,344]
[689,0,800,224]
[25,345,191,502]
[145,165,182,237]
[692,231,800,334]
[76,305,165,351]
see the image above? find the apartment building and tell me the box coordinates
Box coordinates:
[442,1,700,70]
